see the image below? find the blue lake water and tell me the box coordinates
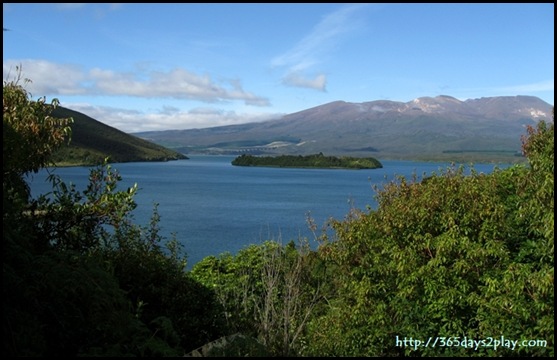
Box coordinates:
[27,155,511,268]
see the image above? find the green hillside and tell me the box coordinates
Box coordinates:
[50,106,188,166]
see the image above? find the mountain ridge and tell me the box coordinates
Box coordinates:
[133,95,553,163]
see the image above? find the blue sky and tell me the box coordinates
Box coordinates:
[3,3,554,133]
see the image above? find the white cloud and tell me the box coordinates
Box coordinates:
[282,72,327,91]
[65,103,283,133]
[3,60,87,96]
[271,4,369,91]
[3,59,270,106]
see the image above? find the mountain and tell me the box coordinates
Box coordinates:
[134,95,553,163]
[50,106,188,166]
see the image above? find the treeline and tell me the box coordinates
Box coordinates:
[3,75,553,357]
[231,152,383,169]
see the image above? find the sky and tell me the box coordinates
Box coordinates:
[3,3,554,133]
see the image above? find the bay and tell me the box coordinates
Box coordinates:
[27,155,511,268]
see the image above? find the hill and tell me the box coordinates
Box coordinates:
[134,95,553,163]
[50,106,188,166]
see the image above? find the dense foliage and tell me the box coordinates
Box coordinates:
[3,78,225,356]
[231,152,383,169]
[190,239,325,356]
[301,116,554,357]
[4,72,553,357]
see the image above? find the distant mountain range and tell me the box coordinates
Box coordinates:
[50,106,187,166]
[134,95,553,162]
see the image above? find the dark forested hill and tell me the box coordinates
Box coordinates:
[135,95,553,163]
[50,106,187,166]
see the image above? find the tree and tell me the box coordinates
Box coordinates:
[3,71,72,183]
[3,75,225,356]
[303,113,554,356]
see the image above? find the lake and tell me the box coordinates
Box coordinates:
[27,155,511,268]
